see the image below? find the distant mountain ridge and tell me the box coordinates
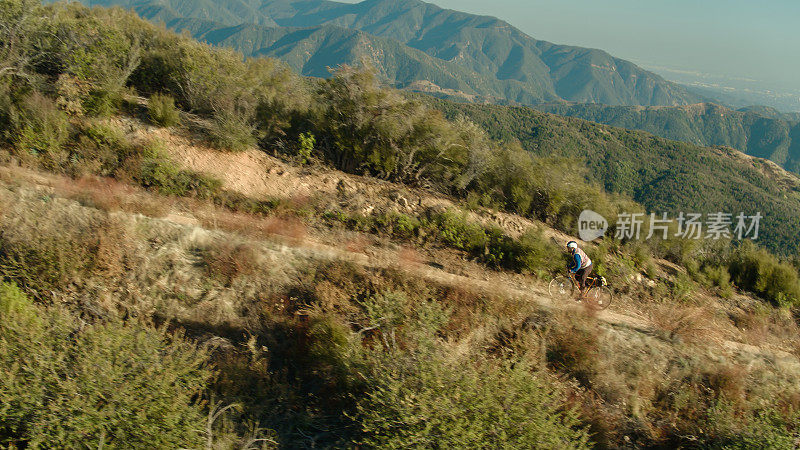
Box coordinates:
[75,0,703,107]
[534,102,800,174]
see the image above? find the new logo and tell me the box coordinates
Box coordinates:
[578,210,608,241]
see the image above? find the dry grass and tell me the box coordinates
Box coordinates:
[264,216,306,244]
[541,308,602,387]
[195,206,307,246]
[730,306,771,346]
[90,215,135,278]
[704,363,748,404]
[53,175,172,218]
[648,304,726,346]
[729,304,800,355]
[202,240,259,286]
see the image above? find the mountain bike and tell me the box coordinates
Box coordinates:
[548,273,612,310]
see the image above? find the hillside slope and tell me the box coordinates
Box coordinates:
[535,102,800,174]
[2,115,799,446]
[421,96,800,255]
[3,4,800,446]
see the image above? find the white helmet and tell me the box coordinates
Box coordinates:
[567,241,578,250]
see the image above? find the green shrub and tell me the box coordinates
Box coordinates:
[0,222,95,298]
[671,272,695,301]
[375,212,421,240]
[42,3,142,93]
[136,157,222,198]
[351,292,591,448]
[82,88,121,117]
[0,282,39,324]
[356,355,591,449]
[70,121,131,176]
[206,109,256,152]
[513,228,564,275]
[296,131,315,163]
[317,66,471,183]
[7,93,70,169]
[702,265,734,299]
[728,242,800,306]
[211,190,281,216]
[471,145,627,232]
[391,213,420,239]
[0,282,212,448]
[697,399,799,449]
[82,121,128,149]
[430,209,487,253]
[147,93,181,127]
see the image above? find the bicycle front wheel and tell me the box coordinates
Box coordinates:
[549,276,575,301]
[585,286,612,310]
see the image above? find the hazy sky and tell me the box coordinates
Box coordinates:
[347,0,800,92]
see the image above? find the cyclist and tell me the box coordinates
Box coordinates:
[566,241,592,298]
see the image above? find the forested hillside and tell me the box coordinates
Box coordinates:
[421,97,800,255]
[535,102,800,174]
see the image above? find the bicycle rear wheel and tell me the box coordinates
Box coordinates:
[549,276,575,300]
[585,286,612,310]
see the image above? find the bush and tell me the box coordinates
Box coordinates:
[671,272,695,301]
[697,399,799,449]
[7,93,70,169]
[0,282,212,448]
[356,355,591,449]
[512,228,564,275]
[430,209,487,253]
[702,265,734,298]
[353,296,591,448]
[728,242,800,306]
[211,190,281,216]
[0,206,135,300]
[147,93,181,127]
[136,156,222,198]
[317,66,471,183]
[0,219,95,298]
[296,131,315,163]
[376,212,420,240]
[206,109,256,152]
[82,88,121,117]
[70,121,131,176]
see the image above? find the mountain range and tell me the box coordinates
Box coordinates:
[534,102,800,174]
[76,0,704,107]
